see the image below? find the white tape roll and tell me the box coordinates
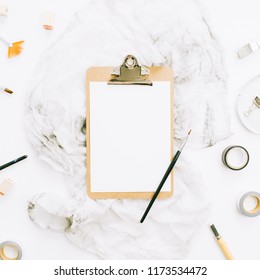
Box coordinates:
[238,191,260,217]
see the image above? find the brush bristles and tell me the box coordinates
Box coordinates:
[8,41,24,58]
[210,224,220,238]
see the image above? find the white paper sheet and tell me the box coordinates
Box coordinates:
[89,81,172,193]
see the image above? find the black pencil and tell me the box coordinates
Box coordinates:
[0,155,28,170]
[140,130,191,223]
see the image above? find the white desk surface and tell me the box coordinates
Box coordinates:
[0,0,260,260]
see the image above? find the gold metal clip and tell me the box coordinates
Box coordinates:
[108,55,152,86]
[253,96,260,108]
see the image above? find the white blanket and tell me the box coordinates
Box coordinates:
[26,0,229,259]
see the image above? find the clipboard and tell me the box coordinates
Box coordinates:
[86,55,174,199]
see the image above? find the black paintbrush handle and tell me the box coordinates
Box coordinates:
[140,150,181,223]
[0,155,27,170]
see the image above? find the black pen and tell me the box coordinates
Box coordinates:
[140,130,191,223]
[0,155,28,170]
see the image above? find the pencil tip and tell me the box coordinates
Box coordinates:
[188,129,192,135]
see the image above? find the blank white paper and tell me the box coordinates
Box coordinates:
[89,81,172,193]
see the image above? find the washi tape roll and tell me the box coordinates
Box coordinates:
[0,241,22,260]
[238,191,260,217]
[222,145,249,170]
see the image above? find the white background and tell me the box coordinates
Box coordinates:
[0,0,260,260]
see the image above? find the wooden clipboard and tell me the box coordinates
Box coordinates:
[86,55,174,199]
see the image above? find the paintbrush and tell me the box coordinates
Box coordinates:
[0,35,24,58]
[210,224,234,260]
[238,40,260,59]
[0,155,28,170]
[0,85,13,94]
[140,130,192,223]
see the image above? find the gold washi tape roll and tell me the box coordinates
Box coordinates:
[238,191,260,217]
[0,241,22,260]
[222,145,249,170]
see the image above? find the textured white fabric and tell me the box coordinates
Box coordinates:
[25,0,229,259]
[28,155,210,259]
